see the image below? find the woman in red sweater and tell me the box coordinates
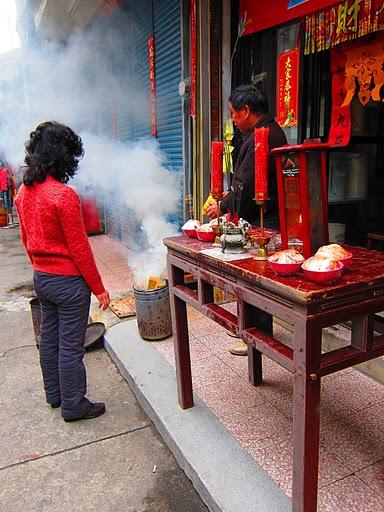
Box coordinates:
[15,121,110,422]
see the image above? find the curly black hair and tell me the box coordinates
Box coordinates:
[23,121,84,186]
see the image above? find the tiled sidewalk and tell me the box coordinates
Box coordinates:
[90,234,384,512]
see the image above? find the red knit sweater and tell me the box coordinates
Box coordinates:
[15,175,105,296]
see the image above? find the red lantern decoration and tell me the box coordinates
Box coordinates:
[211,141,224,198]
[254,127,269,201]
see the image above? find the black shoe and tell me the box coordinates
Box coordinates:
[63,402,106,422]
[50,401,61,409]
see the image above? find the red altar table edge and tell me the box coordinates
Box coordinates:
[164,235,384,512]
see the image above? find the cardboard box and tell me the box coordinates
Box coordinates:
[214,287,236,305]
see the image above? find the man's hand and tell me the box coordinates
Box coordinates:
[96,291,111,310]
[205,191,229,219]
[206,201,219,219]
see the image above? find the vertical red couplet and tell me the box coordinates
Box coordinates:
[211,141,224,197]
[254,127,270,200]
[147,35,157,137]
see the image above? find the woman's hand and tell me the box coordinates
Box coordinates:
[96,291,111,310]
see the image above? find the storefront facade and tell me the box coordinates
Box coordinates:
[15,0,384,248]
[232,0,384,246]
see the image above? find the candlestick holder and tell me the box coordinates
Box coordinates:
[211,193,222,246]
[251,198,271,260]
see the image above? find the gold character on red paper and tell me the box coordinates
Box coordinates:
[347,0,362,33]
[336,0,362,36]
[336,0,349,35]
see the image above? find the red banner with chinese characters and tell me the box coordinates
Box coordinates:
[147,35,156,137]
[276,49,299,128]
[190,0,196,118]
[328,46,351,147]
[239,0,337,35]
[304,0,384,54]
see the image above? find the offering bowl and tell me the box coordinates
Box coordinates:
[197,229,216,242]
[183,228,198,238]
[301,261,344,284]
[268,258,302,276]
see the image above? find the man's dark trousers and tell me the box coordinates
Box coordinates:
[33,271,91,419]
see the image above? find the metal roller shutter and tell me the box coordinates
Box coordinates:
[110,1,151,142]
[96,1,152,246]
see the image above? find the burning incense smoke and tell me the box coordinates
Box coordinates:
[77,134,180,287]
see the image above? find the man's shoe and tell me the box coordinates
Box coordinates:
[63,402,106,422]
[228,340,248,356]
[50,401,61,409]
[226,329,240,338]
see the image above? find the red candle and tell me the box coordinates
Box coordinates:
[254,127,270,200]
[211,141,224,197]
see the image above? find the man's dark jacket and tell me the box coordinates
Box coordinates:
[220,113,287,226]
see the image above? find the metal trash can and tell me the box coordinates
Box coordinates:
[29,297,41,349]
[133,284,172,341]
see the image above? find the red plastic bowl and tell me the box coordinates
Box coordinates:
[197,229,216,242]
[301,261,344,284]
[337,252,353,270]
[183,228,197,238]
[268,259,302,276]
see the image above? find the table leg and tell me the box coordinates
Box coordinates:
[239,301,272,386]
[167,258,194,409]
[248,345,262,385]
[292,322,321,512]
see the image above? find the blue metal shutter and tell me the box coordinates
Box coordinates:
[153,0,183,224]
[109,1,151,142]
[98,1,152,247]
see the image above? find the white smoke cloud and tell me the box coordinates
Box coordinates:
[76,133,181,288]
[0,20,182,288]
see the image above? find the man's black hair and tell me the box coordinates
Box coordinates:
[23,121,84,186]
[229,84,269,114]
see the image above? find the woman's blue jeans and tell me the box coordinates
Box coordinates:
[33,271,91,419]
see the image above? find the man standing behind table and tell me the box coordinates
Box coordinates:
[207,84,287,227]
[207,84,287,355]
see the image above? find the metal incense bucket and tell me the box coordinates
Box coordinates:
[133,283,172,341]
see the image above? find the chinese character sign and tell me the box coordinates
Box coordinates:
[305,0,384,54]
[277,49,299,128]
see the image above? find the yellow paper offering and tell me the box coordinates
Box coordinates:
[202,194,215,216]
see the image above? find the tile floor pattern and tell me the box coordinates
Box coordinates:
[91,235,384,511]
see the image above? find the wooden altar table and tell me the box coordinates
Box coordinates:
[164,236,384,512]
